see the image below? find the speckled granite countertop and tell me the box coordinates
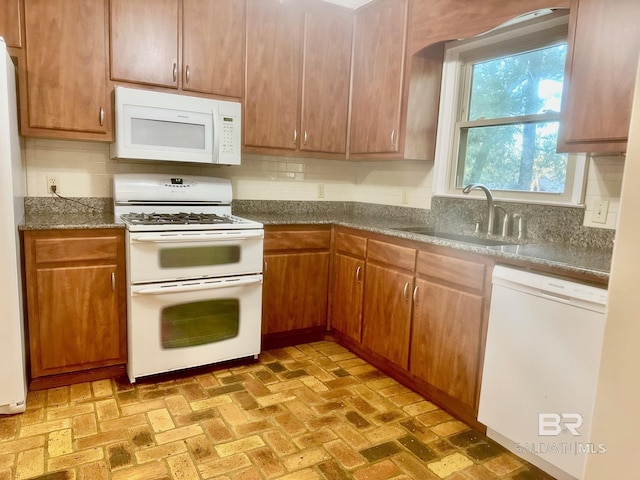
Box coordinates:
[243,211,612,284]
[19,212,123,231]
[19,197,612,283]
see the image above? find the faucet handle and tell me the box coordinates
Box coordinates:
[500,213,512,238]
[513,213,527,240]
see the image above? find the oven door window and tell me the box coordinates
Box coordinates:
[160,245,240,268]
[161,299,239,348]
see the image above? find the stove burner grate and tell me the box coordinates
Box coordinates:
[121,212,234,225]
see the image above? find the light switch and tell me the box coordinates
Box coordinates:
[592,200,609,224]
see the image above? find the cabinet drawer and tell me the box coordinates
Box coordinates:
[264,228,331,251]
[34,236,119,264]
[416,250,485,291]
[367,239,415,271]
[335,231,367,258]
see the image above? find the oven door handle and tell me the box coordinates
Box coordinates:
[130,231,264,243]
[133,276,263,295]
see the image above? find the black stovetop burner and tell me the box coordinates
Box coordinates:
[121,212,234,225]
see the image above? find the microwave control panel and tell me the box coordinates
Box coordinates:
[218,110,241,164]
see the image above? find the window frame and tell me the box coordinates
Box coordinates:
[432,11,587,206]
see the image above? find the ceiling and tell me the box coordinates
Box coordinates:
[320,0,372,9]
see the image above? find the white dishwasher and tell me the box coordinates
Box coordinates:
[478,265,607,480]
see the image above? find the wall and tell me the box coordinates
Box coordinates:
[24,138,620,229]
[584,62,640,479]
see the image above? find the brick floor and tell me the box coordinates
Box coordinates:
[0,341,555,479]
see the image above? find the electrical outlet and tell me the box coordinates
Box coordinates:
[46,175,58,194]
[592,199,609,224]
[402,189,409,205]
[317,184,325,199]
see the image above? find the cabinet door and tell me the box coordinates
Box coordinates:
[409,278,484,409]
[362,263,413,369]
[0,0,22,48]
[245,0,303,150]
[23,0,110,137]
[330,254,364,342]
[558,0,640,153]
[110,0,179,87]
[262,251,329,335]
[182,0,244,98]
[349,0,407,155]
[33,264,123,377]
[300,7,352,153]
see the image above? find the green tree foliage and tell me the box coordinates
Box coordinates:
[460,44,568,193]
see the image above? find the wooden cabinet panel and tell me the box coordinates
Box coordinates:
[23,0,111,139]
[244,0,303,150]
[416,251,485,291]
[34,236,119,263]
[0,0,22,48]
[264,228,331,251]
[367,239,415,272]
[300,7,352,154]
[35,264,122,374]
[262,251,329,334]
[330,253,364,342]
[362,262,413,369]
[335,231,367,258]
[182,0,244,97]
[410,279,484,409]
[349,0,407,155]
[558,0,640,153]
[24,230,127,382]
[110,0,179,88]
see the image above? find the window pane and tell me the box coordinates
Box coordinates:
[457,121,568,193]
[160,245,240,268]
[161,299,240,348]
[468,44,567,121]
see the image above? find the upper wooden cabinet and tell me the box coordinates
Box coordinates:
[244,0,353,156]
[22,0,112,141]
[300,6,352,154]
[110,0,244,97]
[349,0,407,156]
[0,0,22,48]
[110,0,179,88]
[182,0,244,98]
[558,0,640,153]
[244,0,303,151]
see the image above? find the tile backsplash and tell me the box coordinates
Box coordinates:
[24,138,622,231]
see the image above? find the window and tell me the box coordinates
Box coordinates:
[433,11,586,205]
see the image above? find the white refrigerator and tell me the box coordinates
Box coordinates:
[0,38,27,414]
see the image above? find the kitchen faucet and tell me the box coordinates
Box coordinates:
[462,183,496,234]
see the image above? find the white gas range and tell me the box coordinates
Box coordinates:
[114,173,264,383]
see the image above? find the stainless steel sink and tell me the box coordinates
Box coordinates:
[394,226,516,247]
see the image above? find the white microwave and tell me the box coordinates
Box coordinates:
[111,86,241,165]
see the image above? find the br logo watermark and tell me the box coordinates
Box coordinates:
[539,413,583,436]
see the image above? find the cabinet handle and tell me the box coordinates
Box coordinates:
[172,62,177,82]
[413,285,419,305]
[304,130,308,145]
[356,266,362,282]
[391,129,397,147]
[263,261,267,275]
[99,107,104,126]
[293,129,298,144]
[403,282,410,301]
[185,65,190,84]
[111,272,116,291]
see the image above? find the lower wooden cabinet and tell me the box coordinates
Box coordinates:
[362,247,415,369]
[262,226,331,347]
[329,230,367,343]
[23,229,127,388]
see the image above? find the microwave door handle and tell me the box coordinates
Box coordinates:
[212,106,221,163]
[131,231,264,243]
[134,276,263,295]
